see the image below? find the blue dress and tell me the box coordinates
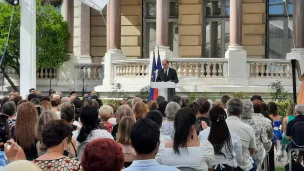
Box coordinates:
[273,120,282,142]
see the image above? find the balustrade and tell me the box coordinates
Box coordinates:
[36,68,57,79]
[168,58,227,78]
[113,59,150,78]
[248,59,292,79]
[75,64,103,80]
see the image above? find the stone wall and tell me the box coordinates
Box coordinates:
[77,0,268,60]
[242,0,266,58]
[121,0,142,58]
[90,8,107,63]
[73,0,81,61]
[178,0,203,58]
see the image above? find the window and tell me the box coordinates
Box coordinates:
[203,0,230,58]
[142,0,178,58]
[267,0,293,59]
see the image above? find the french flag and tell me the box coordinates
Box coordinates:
[149,48,162,100]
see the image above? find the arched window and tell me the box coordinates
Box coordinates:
[203,0,230,58]
[142,0,178,58]
[267,0,293,59]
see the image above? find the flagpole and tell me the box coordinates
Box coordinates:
[149,46,156,100]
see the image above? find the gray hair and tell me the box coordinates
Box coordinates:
[227,98,244,116]
[242,99,253,119]
[165,102,180,120]
[295,104,304,115]
[132,97,142,108]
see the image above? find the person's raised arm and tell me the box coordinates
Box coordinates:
[4,139,26,163]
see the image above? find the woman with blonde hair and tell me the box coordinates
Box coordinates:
[112,105,135,140]
[117,117,136,168]
[133,102,148,120]
[99,105,114,133]
[36,110,58,156]
[40,101,52,111]
[14,102,38,160]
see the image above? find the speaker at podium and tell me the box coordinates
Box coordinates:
[150,82,176,101]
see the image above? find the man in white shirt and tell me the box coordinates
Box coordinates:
[226,98,257,171]
[124,118,179,171]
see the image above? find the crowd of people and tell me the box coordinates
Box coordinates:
[0,89,303,171]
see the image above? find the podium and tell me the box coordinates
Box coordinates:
[151,82,176,101]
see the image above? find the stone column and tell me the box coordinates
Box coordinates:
[20,0,36,98]
[61,0,74,53]
[78,4,91,63]
[293,0,304,48]
[106,4,110,51]
[156,0,169,46]
[108,0,121,49]
[151,0,172,66]
[102,0,125,87]
[229,0,242,47]
[287,0,304,93]
[225,0,248,85]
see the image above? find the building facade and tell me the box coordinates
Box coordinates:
[61,0,296,62]
[10,0,303,98]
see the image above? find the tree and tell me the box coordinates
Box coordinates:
[0,0,69,91]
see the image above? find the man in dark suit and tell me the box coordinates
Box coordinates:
[156,60,179,83]
[156,60,179,101]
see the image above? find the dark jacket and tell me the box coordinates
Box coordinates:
[156,68,179,83]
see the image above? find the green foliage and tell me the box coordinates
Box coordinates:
[0,3,20,73]
[136,85,150,100]
[111,83,127,98]
[36,2,69,68]
[276,99,293,117]
[268,81,289,102]
[102,99,121,107]
[0,0,69,88]
[232,92,249,99]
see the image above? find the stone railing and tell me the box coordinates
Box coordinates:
[4,67,59,79]
[75,64,103,80]
[36,68,58,79]
[113,59,150,78]
[248,59,292,79]
[168,58,228,78]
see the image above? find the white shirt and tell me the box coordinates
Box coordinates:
[199,127,243,168]
[73,129,114,146]
[226,116,256,171]
[156,140,215,171]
